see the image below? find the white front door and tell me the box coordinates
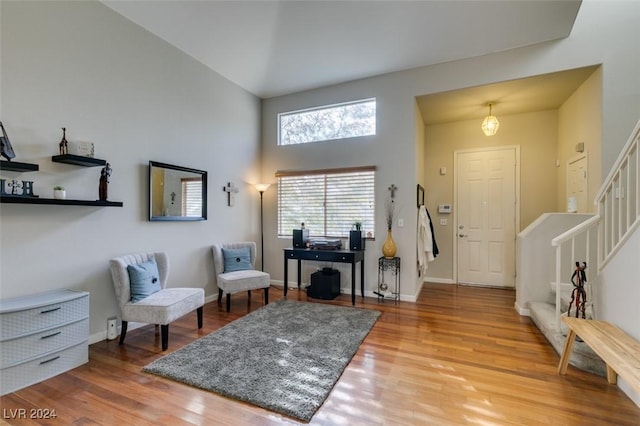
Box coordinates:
[567,154,588,213]
[456,147,517,287]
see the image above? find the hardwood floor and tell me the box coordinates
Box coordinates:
[2,283,639,425]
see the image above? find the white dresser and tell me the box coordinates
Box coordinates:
[0,289,89,395]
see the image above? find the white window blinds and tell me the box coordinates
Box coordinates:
[276,167,376,238]
[181,178,202,217]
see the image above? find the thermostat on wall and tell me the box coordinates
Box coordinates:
[438,204,452,214]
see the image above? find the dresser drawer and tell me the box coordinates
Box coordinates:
[0,342,88,396]
[1,295,89,340]
[0,318,89,368]
[287,250,355,262]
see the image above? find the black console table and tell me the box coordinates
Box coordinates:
[283,248,365,306]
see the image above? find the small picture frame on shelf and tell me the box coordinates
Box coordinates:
[71,141,95,158]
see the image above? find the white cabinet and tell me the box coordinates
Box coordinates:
[0,289,89,395]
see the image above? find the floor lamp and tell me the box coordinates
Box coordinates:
[253,183,271,272]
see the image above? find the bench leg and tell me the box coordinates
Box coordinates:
[606,365,618,385]
[558,328,577,375]
[264,287,269,305]
[197,306,203,329]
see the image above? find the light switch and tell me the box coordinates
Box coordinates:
[440,218,448,226]
[439,167,447,175]
[398,218,404,227]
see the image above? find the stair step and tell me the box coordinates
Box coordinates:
[529,301,605,376]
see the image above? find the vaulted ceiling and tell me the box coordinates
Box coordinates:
[102,0,582,100]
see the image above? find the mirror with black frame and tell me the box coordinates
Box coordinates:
[149,161,207,221]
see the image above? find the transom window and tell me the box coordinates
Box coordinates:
[276,167,376,239]
[277,98,376,146]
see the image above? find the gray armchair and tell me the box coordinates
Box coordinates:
[109,252,204,351]
[212,242,270,312]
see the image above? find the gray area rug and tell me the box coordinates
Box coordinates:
[143,299,380,422]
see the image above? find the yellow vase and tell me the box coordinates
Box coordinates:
[382,229,396,258]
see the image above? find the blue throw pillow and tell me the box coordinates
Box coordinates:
[127,258,161,302]
[222,247,252,272]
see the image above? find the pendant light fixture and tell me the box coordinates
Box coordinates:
[481,103,500,136]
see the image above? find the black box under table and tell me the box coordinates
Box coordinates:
[307,268,340,300]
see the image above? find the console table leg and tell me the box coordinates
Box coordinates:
[361,258,365,298]
[351,263,356,305]
[284,256,288,296]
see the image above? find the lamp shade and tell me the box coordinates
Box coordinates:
[481,103,500,136]
[254,183,271,193]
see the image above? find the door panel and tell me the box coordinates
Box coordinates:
[457,148,516,287]
[567,154,588,213]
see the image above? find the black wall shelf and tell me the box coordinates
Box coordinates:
[51,154,106,167]
[0,195,123,207]
[0,161,39,172]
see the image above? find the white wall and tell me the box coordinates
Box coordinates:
[261,0,640,302]
[0,1,262,341]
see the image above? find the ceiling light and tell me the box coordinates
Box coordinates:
[481,103,500,136]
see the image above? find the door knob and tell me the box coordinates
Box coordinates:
[459,234,468,238]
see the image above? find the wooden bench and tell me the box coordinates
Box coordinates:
[558,316,640,393]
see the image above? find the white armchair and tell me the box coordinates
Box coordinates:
[212,242,270,312]
[109,252,204,351]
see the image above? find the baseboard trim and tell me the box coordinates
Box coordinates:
[423,277,456,284]
[514,301,530,316]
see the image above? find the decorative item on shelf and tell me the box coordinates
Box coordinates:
[58,127,69,155]
[481,103,500,136]
[0,179,37,197]
[223,181,239,207]
[98,163,112,201]
[71,141,95,158]
[382,195,397,258]
[0,121,16,161]
[53,185,66,200]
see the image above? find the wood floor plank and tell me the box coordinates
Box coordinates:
[1,283,639,425]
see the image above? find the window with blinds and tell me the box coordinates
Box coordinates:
[181,178,202,217]
[277,167,376,239]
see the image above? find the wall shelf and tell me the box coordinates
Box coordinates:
[0,195,123,207]
[51,154,106,167]
[0,161,39,172]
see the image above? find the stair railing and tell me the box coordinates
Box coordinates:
[551,118,640,332]
[551,215,599,331]
[595,119,640,269]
